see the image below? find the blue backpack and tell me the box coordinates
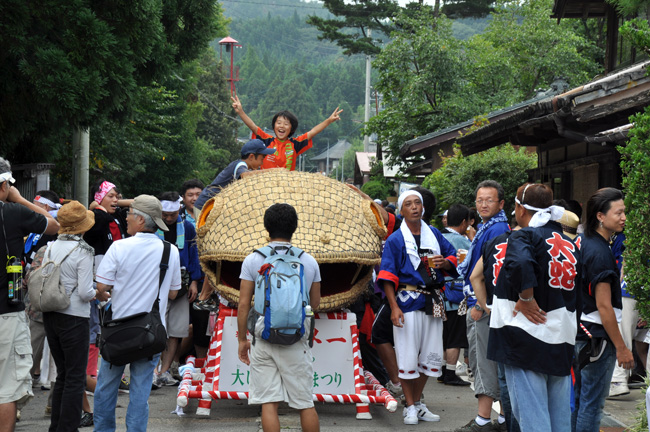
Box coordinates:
[248,245,308,345]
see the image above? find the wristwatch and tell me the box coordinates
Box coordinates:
[474,304,482,311]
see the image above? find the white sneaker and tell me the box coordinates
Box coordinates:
[386,380,403,397]
[403,405,419,425]
[607,382,630,398]
[158,371,179,386]
[415,402,440,422]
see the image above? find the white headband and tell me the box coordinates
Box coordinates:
[397,190,424,214]
[161,197,182,212]
[515,196,565,228]
[35,195,61,210]
[0,171,15,184]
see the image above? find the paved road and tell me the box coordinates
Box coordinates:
[16,374,639,432]
[18,376,490,432]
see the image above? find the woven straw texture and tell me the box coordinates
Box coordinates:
[196,169,387,311]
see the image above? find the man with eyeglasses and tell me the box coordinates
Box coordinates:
[94,195,181,432]
[455,180,510,432]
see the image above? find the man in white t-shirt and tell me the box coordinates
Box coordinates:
[94,195,181,432]
[237,203,321,432]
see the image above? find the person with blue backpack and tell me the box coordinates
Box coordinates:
[237,203,321,432]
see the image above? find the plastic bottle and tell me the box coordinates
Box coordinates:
[7,256,23,305]
[305,305,315,347]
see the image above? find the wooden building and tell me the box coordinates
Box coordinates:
[400,0,649,206]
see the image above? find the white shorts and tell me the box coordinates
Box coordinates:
[0,312,34,407]
[393,310,444,380]
[249,338,314,409]
[165,295,189,338]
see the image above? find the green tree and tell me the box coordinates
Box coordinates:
[237,46,271,113]
[442,0,494,18]
[366,8,471,166]
[479,0,601,99]
[252,72,321,141]
[90,81,204,197]
[422,144,537,217]
[0,0,225,160]
[306,0,401,56]
[369,0,602,165]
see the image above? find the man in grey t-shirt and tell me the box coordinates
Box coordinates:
[237,203,321,432]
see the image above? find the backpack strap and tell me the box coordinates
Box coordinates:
[233,161,248,181]
[46,241,83,295]
[288,246,304,258]
[59,242,82,264]
[254,246,273,259]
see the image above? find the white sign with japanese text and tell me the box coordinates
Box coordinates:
[219,314,357,395]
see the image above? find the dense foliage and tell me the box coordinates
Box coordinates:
[618,15,650,320]
[620,106,650,317]
[0,0,225,158]
[366,0,602,167]
[422,145,538,219]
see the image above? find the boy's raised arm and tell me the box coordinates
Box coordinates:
[306,107,343,140]
[232,95,259,134]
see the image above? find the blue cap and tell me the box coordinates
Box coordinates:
[241,139,275,158]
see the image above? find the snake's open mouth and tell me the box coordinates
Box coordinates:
[202,260,375,312]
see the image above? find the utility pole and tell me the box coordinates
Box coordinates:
[72,128,89,207]
[363,29,372,152]
[326,138,330,175]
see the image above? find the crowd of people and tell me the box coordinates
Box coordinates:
[367,180,636,432]
[0,103,641,432]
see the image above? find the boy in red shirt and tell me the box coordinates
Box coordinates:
[231,95,342,171]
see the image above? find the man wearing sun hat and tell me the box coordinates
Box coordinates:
[0,157,59,431]
[94,195,181,432]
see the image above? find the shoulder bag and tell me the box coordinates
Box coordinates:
[99,241,171,366]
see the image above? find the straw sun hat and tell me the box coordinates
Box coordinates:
[196,169,387,312]
[57,201,95,235]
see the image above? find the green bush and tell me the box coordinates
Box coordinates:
[422,144,537,217]
[619,105,650,319]
[361,180,392,200]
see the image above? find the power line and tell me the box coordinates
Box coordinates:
[173,73,239,122]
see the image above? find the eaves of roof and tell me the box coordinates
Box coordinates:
[458,60,650,151]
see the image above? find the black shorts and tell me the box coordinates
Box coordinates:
[443,309,468,349]
[371,302,394,346]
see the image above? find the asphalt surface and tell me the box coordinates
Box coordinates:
[16,372,640,431]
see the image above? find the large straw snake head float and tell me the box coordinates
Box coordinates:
[196,169,387,312]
